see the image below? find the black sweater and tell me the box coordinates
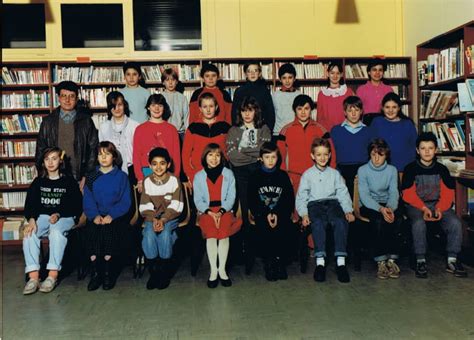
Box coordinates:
[248,166,294,220]
[231,79,276,132]
[24,176,83,223]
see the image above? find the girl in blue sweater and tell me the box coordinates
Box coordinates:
[83,141,131,291]
[370,93,417,172]
[357,139,402,279]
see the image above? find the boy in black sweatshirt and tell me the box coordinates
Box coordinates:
[248,142,294,281]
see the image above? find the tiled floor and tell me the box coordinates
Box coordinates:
[2,246,474,340]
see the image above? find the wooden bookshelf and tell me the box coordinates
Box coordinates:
[417,21,474,249]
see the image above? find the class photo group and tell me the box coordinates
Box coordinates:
[21,58,468,296]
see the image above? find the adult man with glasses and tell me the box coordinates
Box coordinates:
[35,81,98,190]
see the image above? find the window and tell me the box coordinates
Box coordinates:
[61,4,124,48]
[2,4,46,48]
[133,0,202,51]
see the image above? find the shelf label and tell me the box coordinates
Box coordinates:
[303,55,318,60]
[372,55,386,59]
[76,57,91,63]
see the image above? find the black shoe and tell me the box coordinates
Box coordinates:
[415,261,428,279]
[336,265,350,283]
[313,265,326,282]
[446,260,468,278]
[219,275,232,287]
[157,259,171,290]
[102,260,116,290]
[146,259,159,290]
[207,278,219,288]
[264,259,277,282]
[87,260,103,291]
[276,258,288,280]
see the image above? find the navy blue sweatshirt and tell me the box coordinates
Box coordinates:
[83,166,131,220]
[331,124,373,165]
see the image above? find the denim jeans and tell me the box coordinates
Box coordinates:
[142,219,179,259]
[405,205,462,259]
[308,200,349,258]
[23,214,75,273]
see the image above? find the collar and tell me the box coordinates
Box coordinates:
[368,160,387,172]
[416,159,436,169]
[59,109,77,124]
[149,172,171,186]
[321,84,348,97]
[341,120,365,128]
[314,164,328,173]
[280,87,296,92]
[261,164,276,173]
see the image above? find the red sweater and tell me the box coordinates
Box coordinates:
[316,86,353,131]
[182,121,230,183]
[133,121,181,181]
[188,87,232,125]
[277,119,336,176]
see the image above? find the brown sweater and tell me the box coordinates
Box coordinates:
[139,173,183,223]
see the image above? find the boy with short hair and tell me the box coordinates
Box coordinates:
[188,63,232,124]
[140,147,184,290]
[296,138,354,283]
[402,132,467,279]
[277,94,336,194]
[272,63,302,138]
[331,95,373,198]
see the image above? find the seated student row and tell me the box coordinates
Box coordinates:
[24,61,464,294]
[22,132,467,295]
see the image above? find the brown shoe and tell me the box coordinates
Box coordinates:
[386,260,400,279]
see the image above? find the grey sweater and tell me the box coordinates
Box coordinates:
[226,125,271,167]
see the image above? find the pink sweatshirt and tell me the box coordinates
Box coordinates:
[356,81,393,114]
[133,121,181,181]
[316,85,353,131]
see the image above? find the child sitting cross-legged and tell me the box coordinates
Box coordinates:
[296,138,354,283]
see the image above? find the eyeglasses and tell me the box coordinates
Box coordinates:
[59,94,77,100]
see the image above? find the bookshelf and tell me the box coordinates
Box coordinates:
[1,56,413,243]
[417,21,474,250]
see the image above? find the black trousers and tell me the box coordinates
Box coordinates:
[87,215,129,258]
[255,216,289,260]
[337,163,364,199]
[360,206,402,260]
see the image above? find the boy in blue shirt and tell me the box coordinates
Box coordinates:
[296,138,354,283]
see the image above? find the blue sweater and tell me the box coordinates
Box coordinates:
[331,124,373,165]
[296,165,353,216]
[371,116,417,172]
[357,161,399,211]
[193,167,236,213]
[83,166,131,220]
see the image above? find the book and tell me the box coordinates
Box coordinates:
[466,79,474,104]
[458,83,474,112]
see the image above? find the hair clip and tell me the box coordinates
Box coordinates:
[60,150,65,160]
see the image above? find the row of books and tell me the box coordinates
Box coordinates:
[143,64,201,82]
[437,156,465,177]
[391,85,409,101]
[0,164,37,186]
[419,90,459,119]
[0,140,36,158]
[418,40,465,86]
[53,65,124,84]
[0,191,27,209]
[344,63,407,79]
[210,63,274,81]
[422,120,465,152]
[0,114,43,134]
[1,67,49,85]
[2,91,50,109]
[467,44,474,75]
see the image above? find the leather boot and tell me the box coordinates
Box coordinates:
[87,259,103,291]
[102,259,116,290]
[146,258,159,290]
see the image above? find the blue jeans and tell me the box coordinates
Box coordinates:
[23,214,75,273]
[405,205,462,259]
[308,200,349,258]
[142,219,179,259]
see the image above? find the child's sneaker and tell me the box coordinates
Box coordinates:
[446,260,468,278]
[336,265,350,283]
[39,276,57,293]
[386,260,400,279]
[23,278,40,295]
[415,261,428,278]
[377,261,389,280]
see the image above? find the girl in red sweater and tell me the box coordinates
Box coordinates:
[316,61,353,131]
[133,94,181,193]
[182,92,230,186]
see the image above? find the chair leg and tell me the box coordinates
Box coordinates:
[299,229,309,274]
